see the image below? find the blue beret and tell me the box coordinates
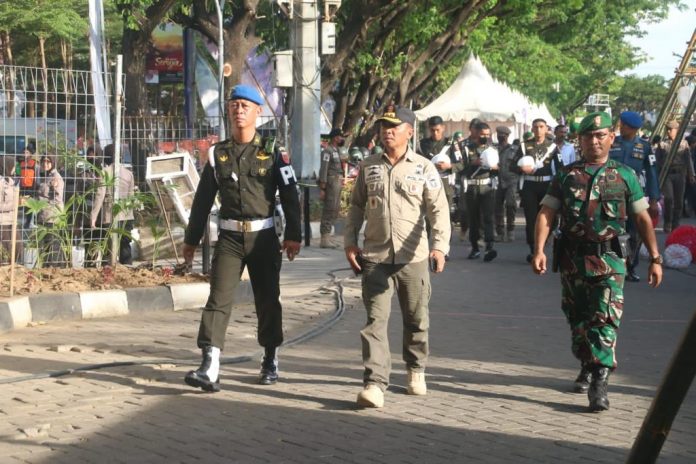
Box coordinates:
[229,84,263,106]
[620,111,642,129]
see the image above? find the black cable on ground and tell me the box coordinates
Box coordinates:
[0,269,354,385]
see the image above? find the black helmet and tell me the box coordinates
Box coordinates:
[371,145,384,156]
[359,147,370,159]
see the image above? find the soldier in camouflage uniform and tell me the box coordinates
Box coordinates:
[182,85,302,392]
[609,111,660,282]
[532,112,663,412]
[318,128,346,248]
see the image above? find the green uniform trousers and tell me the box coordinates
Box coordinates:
[197,228,283,350]
[361,260,431,389]
[560,253,625,369]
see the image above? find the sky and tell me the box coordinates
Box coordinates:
[628,1,696,78]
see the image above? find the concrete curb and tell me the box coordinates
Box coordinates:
[0,280,253,334]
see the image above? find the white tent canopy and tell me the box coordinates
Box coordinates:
[415,55,557,140]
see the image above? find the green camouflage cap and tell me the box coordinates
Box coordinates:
[577,111,612,134]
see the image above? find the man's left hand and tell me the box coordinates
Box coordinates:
[436,161,451,171]
[648,263,663,288]
[282,240,301,261]
[429,250,446,273]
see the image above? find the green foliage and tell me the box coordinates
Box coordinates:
[604,74,669,117]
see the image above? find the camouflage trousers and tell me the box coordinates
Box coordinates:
[560,253,626,369]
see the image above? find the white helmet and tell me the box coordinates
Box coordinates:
[517,155,535,168]
[480,146,499,169]
[430,153,450,165]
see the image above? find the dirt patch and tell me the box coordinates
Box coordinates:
[0,265,209,297]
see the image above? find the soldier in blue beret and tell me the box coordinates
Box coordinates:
[609,111,660,282]
[182,82,302,391]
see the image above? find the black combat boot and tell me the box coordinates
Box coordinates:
[467,247,481,259]
[184,346,221,392]
[573,364,592,393]
[626,266,640,282]
[483,243,497,262]
[258,347,279,385]
[588,366,610,412]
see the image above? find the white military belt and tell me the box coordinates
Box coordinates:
[524,175,552,182]
[468,178,491,186]
[219,217,274,233]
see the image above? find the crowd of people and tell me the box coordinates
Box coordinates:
[0,143,135,267]
[180,85,670,413]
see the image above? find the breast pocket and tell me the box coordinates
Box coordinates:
[366,181,386,218]
[600,193,626,221]
[249,158,274,177]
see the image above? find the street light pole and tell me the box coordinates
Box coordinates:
[214,0,226,140]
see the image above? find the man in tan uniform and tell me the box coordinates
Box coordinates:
[344,107,451,408]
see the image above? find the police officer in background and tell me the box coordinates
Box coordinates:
[494,126,519,242]
[459,121,498,261]
[418,115,450,160]
[418,116,456,207]
[344,107,450,408]
[183,85,302,392]
[655,120,695,233]
[608,111,659,282]
[454,119,483,241]
[512,118,563,262]
[532,111,662,412]
[318,128,346,248]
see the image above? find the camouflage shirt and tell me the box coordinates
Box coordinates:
[540,159,649,242]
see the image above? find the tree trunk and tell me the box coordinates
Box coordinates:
[39,36,48,118]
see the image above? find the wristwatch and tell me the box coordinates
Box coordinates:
[649,254,663,265]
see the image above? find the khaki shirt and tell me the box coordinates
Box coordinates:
[344,148,450,264]
[36,169,64,224]
[319,146,343,182]
[91,164,136,225]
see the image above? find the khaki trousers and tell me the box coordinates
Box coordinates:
[360,260,431,389]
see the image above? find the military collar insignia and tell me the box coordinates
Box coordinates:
[253,134,262,146]
[218,153,229,163]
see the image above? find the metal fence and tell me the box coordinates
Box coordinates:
[0,64,283,271]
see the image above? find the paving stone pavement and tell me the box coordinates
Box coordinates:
[0,230,694,463]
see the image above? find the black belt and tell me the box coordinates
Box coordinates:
[568,240,612,256]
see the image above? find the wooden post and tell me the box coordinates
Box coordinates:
[9,185,20,297]
[626,309,696,463]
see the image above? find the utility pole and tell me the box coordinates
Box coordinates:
[290,1,321,179]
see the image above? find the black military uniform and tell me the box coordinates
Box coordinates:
[418,135,455,208]
[512,137,562,260]
[459,139,498,261]
[184,131,301,391]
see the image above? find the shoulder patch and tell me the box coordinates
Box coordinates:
[279,146,290,164]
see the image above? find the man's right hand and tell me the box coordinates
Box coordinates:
[532,252,547,275]
[521,165,535,175]
[344,245,362,274]
[182,243,196,264]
